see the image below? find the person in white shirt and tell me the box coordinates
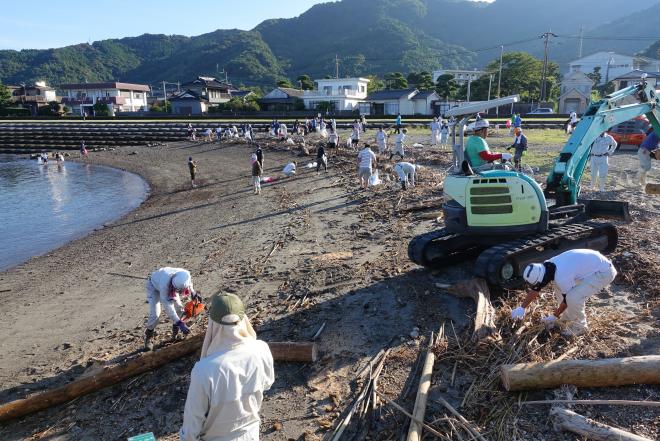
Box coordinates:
[215,127,222,141]
[144,267,199,351]
[430,118,439,146]
[283,161,297,177]
[394,162,417,190]
[390,128,407,160]
[375,127,388,154]
[590,132,617,192]
[351,122,361,148]
[278,123,288,140]
[440,121,449,148]
[328,127,339,148]
[357,145,377,189]
[180,293,274,441]
[511,249,617,336]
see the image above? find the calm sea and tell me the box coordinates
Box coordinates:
[0,155,148,271]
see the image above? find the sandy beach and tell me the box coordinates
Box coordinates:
[0,130,658,440]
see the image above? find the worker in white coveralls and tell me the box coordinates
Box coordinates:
[394,162,418,190]
[511,249,617,336]
[430,117,439,146]
[590,132,617,192]
[144,267,199,351]
[180,293,274,441]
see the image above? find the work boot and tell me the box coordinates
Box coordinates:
[144,328,155,352]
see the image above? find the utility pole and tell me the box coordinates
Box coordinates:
[467,77,472,102]
[162,81,168,113]
[578,25,584,58]
[603,54,615,95]
[496,45,504,116]
[487,74,494,101]
[335,54,340,79]
[540,31,557,102]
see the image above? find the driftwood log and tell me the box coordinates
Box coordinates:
[438,278,498,340]
[550,407,653,441]
[398,199,444,213]
[501,355,660,391]
[406,332,438,441]
[0,335,317,422]
[645,183,660,195]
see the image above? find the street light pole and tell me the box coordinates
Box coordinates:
[496,45,504,116]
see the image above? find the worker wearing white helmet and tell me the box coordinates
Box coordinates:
[180,293,274,441]
[511,249,617,336]
[463,118,512,172]
[144,267,199,351]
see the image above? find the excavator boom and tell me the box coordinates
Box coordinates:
[546,80,660,205]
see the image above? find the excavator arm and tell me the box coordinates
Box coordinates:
[546,80,660,205]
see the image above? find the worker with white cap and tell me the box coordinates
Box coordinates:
[511,249,617,336]
[144,267,199,351]
[394,161,418,190]
[463,119,512,172]
[180,293,274,441]
[590,132,617,192]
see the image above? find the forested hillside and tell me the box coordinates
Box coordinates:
[0,0,657,88]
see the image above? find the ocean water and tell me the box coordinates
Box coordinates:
[0,155,149,271]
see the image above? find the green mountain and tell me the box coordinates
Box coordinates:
[0,30,286,88]
[0,0,658,88]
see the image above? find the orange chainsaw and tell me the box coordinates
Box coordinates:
[182,293,205,323]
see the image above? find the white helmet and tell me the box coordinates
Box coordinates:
[172,270,191,290]
[523,263,545,285]
[474,119,490,130]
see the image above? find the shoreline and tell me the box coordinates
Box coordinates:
[0,155,151,273]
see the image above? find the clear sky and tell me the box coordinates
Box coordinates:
[0,0,326,50]
[0,0,493,51]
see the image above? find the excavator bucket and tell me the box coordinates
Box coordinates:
[579,199,631,222]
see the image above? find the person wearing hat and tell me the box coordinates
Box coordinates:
[144,267,199,351]
[511,249,617,336]
[463,119,512,172]
[507,127,528,171]
[180,293,274,441]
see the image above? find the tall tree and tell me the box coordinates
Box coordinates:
[384,72,408,89]
[0,83,12,109]
[277,79,294,88]
[586,66,602,87]
[484,52,560,102]
[366,75,386,94]
[407,71,434,90]
[296,75,315,90]
[435,74,458,100]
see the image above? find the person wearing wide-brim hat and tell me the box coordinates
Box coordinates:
[180,293,274,441]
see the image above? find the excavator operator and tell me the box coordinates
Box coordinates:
[464,119,512,172]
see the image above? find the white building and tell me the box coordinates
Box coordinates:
[302,77,370,111]
[558,71,594,114]
[568,52,660,85]
[359,89,439,116]
[60,82,150,116]
[432,69,486,85]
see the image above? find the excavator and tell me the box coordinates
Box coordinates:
[408,79,659,288]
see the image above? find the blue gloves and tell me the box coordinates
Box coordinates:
[176,320,190,335]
